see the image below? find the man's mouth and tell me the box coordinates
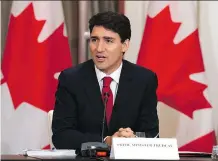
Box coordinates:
[96,55,106,58]
[96,55,106,62]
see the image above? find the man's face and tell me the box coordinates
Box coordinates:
[89,26,129,74]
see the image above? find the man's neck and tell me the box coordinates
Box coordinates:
[100,61,123,75]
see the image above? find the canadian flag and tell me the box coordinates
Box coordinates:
[126,1,217,152]
[1,1,72,154]
[198,1,218,144]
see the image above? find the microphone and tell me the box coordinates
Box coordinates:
[80,92,110,157]
[101,92,109,142]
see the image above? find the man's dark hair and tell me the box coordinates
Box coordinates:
[89,11,131,43]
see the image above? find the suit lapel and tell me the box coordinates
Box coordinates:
[82,60,109,134]
[109,60,133,128]
[82,60,105,119]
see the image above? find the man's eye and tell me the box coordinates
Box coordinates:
[91,38,97,42]
[106,39,113,43]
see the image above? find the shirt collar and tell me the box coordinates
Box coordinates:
[95,62,123,84]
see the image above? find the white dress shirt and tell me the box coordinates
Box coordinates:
[94,62,123,105]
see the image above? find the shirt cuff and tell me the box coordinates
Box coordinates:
[104,136,109,142]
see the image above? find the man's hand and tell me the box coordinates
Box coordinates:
[118,127,135,138]
[105,131,119,146]
[104,127,135,146]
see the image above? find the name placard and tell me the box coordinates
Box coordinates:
[110,138,179,160]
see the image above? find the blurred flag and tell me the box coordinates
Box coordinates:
[198,1,218,143]
[137,1,216,152]
[1,1,72,154]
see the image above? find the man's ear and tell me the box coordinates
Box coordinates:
[122,39,130,53]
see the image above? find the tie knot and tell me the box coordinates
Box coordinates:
[103,77,113,87]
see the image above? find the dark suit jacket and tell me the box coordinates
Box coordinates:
[52,59,159,150]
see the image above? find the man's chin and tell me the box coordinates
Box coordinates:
[96,65,106,71]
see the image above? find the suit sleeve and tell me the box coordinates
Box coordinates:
[135,72,159,138]
[52,71,101,150]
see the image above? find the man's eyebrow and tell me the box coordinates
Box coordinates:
[90,36,99,39]
[90,36,115,40]
[103,36,114,40]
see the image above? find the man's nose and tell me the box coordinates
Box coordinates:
[97,41,105,52]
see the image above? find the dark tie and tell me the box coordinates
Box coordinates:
[102,77,113,126]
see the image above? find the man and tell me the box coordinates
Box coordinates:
[52,11,159,150]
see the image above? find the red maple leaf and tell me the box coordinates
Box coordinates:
[179,131,216,153]
[1,3,72,112]
[137,6,211,118]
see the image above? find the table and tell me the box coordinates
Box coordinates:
[1,155,218,161]
[1,155,41,160]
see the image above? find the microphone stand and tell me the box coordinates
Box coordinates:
[80,92,110,157]
[101,92,109,143]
